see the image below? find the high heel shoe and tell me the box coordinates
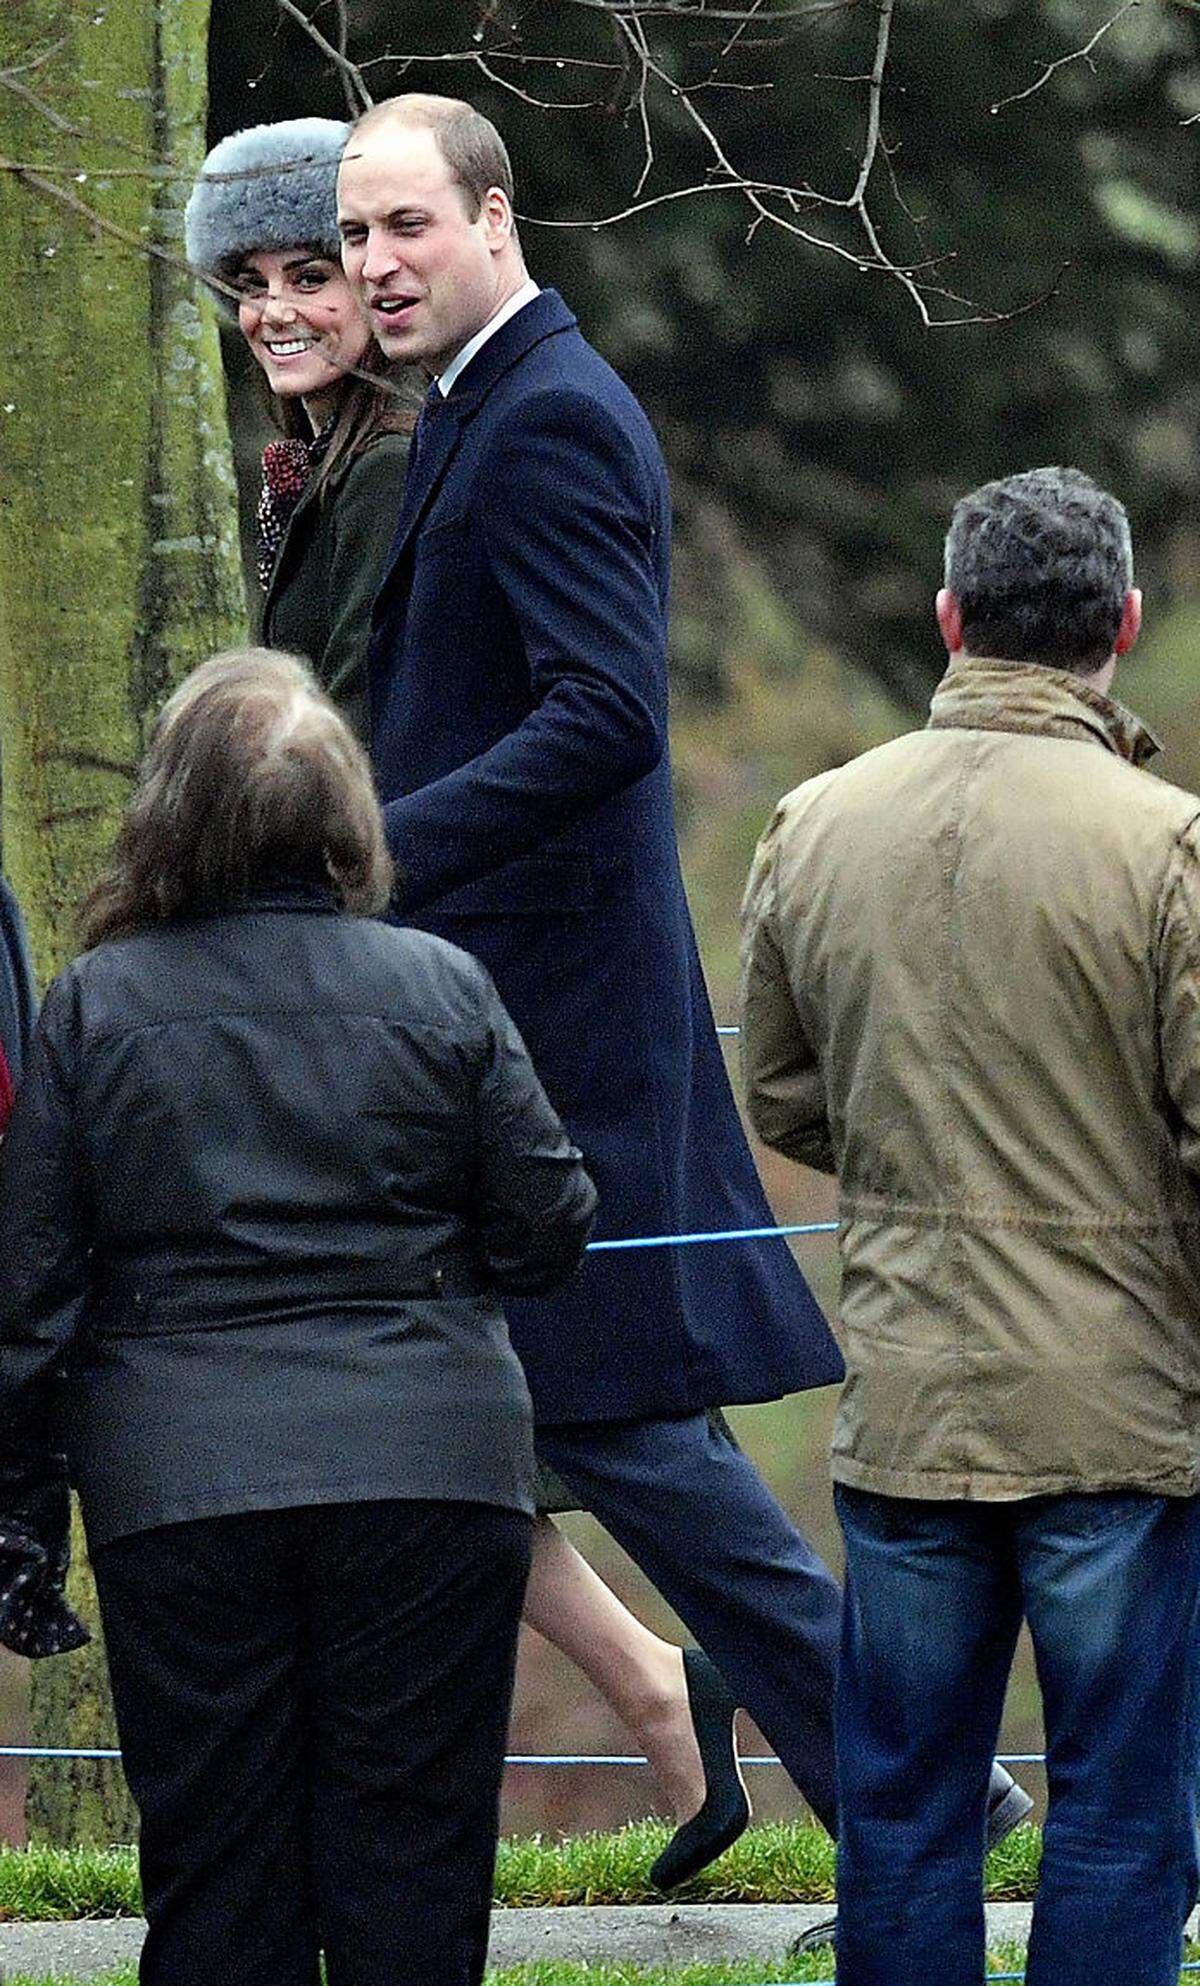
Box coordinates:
[648,1648,751,1890]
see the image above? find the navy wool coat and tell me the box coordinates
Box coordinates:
[368,288,843,1424]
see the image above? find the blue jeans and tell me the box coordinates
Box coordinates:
[834,1484,1200,1986]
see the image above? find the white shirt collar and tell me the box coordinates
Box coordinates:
[435,279,541,397]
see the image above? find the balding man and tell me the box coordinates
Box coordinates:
[336,97,1025,1868]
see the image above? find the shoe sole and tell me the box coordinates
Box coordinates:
[985,1780,1035,1850]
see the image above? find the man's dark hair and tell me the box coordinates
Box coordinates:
[944,466,1133,672]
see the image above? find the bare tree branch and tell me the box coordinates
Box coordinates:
[716,0,773,65]
[0,158,418,411]
[990,0,1140,116]
[329,0,360,118]
[0,0,1064,335]
[0,62,164,168]
[0,37,68,83]
[563,0,862,18]
[271,0,374,112]
[850,0,892,206]
[613,13,657,198]
[33,748,138,779]
[0,159,175,179]
[358,50,626,73]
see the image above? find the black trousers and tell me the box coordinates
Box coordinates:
[91,1499,531,1986]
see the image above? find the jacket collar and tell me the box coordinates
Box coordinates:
[928,657,1161,769]
[437,287,576,413]
[381,290,577,581]
[233,876,340,916]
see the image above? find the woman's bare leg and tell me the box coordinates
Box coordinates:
[523,1515,706,1822]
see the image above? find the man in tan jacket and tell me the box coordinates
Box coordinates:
[740,466,1200,1986]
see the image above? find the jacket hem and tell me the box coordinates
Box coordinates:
[81,1476,536,1551]
[830,1456,1200,1501]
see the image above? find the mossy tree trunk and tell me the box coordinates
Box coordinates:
[0,0,246,1842]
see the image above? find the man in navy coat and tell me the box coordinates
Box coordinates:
[336,96,1025,1852]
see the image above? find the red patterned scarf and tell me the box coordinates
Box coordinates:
[256,427,333,592]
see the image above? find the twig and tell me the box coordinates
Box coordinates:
[563,0,862,17]
[33,748,137,778]
[0,64,164,168]
[850,0,892,208]
[270,0,374,112]
[0,159,174,180]
[330,0,359,118]
[715,0,771,67]
[990,0,1140,116]
[0,37,68,83]
[613,13,657,199]
[521,176,932,272]
[0,160,417,408]
[355,50,623,75]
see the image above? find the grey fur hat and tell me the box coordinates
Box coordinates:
[184,117,352,281]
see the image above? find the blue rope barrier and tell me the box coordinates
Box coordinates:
[0,1746,121,1760]
[0,1746,1051,1765]
[588,1220,838,1252]
[506,1751,1045,1768]
[771,1974,1200,1986]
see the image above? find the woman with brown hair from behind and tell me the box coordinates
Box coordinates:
[0,648,596,1986]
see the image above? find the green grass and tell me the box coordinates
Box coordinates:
[0,1822,1047,1919]
[0,1842,141,1919]
[2,1959,1199,1986]
[2,1952,1200,1986]
[0,1965,1051,1986]
[493,1817,1042,1907]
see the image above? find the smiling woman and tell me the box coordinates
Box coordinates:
[184,119,418,743]
[233,247,372,422]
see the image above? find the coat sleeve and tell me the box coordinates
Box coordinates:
[0,973,92,1481]
[383,387,667,908]
[1155,813,1200,1183]
[0,876,36,1092]
[469,967,598,1294]
[738,813,836,1174]
[322,436,410,745]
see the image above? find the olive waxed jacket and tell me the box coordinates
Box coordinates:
[741,659,1200,1500]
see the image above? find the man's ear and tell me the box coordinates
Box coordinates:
[482,186,513,249]
[1114,587,1142,657]
[936,589,963,657]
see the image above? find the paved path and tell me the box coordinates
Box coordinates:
[0,1902,1053,1977]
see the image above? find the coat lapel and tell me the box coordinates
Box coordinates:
[380,290,578,582]
[263,472,322,627]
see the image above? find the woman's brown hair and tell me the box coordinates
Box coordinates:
[80,649,393,949]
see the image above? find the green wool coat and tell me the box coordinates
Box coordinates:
[262,431,410,745]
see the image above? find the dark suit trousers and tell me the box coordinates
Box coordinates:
[536,1411,841,1828]
[91,1499,531,1986]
